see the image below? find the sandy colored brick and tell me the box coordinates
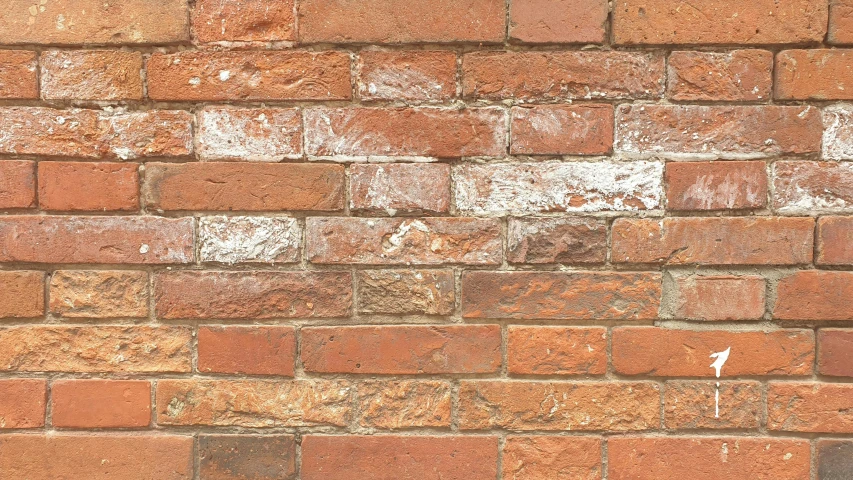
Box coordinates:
[665,274,766,321]
[51,380,151,428]
[0,379,46,429]
[350,163,451,214]
[773,161,853,212]
[507,217,608,264]
[665,161,767,211]
[510,105,613,155]
[667,50,773,101]
[0,271,43,319]
[40,51,143,100]
[356,381,452,429]
[818,329,853,377]
[508,326,607,375]
[0,50,37,98]
[199,435,296,480]
[38,162,139,212]
[199,216,301,265]
[510,0,607,43]
[777,49,853,100]
[768,383,853,433]
[358,51,457,102]
[197,107,302,161]
[664,381,762,429]
[49,270,148,318]
[193,0,295,42]
[198,326,295,376]
[357,270,455,315]
[0,160,35,209]
[774,271,853,320]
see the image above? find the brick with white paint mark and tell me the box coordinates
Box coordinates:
[358,51,457,102]
[510,105,613,155]
[665,161,767,211]
[199,216,301,265]
[350,163,450,214]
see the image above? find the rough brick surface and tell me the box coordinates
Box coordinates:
[507,326,607,375]
[357,269,455,315]
[196,108,302,161]
[0,271,43,319]
[0,379,46,428]
[509,0,607,44]
[507,217,608,264]
[777,50,853,100]
[357,51,457,102]
[664,381,762,430]
[0,50,37,99]
[510,105,613,155]
[503,436,602,479]
[768,383,853,433]
[349,163,451,214]
[49,270,148,318]
[40,51,143,101]
[356,380,452,428]
[193,0,295,43]
[667,50,773,101]
[665,161,767,211]
[0,161,35,209]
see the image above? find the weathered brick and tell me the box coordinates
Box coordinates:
[38,162,139,212]
[302,436,498,480]
[463,51,664,101]
[667,50,773,101]
[51,380,151,428]
[197,108,302,161]
[156,379,351,427]
[768,383,853,432]
[193,0,295,42]
[665,161,767,211]
[199,435,297,480]
[612,217,814,265]
[507,217,608,264]
[302,325,501,374]
[0,325,192,373]
[0,271,43,319]
[155,271,351,319]
[0,0,190,45]
[818,329,853,377]
[356,381,452,428]
[462,271,661,320]
[306,217,502,265]
[0,216,193,264]
[49,270,148,318]
[774,271,853,320]
[830,0,853,44]
[298,0,506,43]
[40,51,143,100]
[459,381,660,431]
[818,216,853,264]
[613,0,827,45]
[147,51,351,101]
[0,161,35,209]
[0,50,37,99]
[822,103,853,158]
[510,105,613,155]
[0,435,193,480]
[612,327,814,376]
[608,437,810,480]
[0,379,46,429]
[143,163,344,212]
[198,326,295,376]
[773,161,853,213]
[615,105,823,157]
[818,440,853,480]
[350,163,450,214]
[503,436,602,480]
[777,50,853,100]
[509,0,607,43]
[665,274,766,321]
[507,326,607,375]
[454,161,663,215]
[664,381,762,429]
[304,108,505,158]
[357,270,455,315]
[199,216,301,265]
[358,51,457,102]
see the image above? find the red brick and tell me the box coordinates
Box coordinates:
[304,108,505,158]
[818,329,853,377]
[615,105,822,157]
[0,50,37,98]
[608,437,810,480]
[38,162,139,212]
[356,381,452,429]
[298,0,506,43]
[503,436,602,480]
[143,163,344,212]
[664,381,762,430]
[197,107,302,161]
[459,381,660,431]
[155,271,351,319]
[773,161,853,213]
[612,327,814,377]
[156,379,352,427]
[357,51,457,102]
[40,51,143,100]
[198,326,295,376]
[508,326,607,375]
[462,271,661,320]
[0,0,189,45]
[0,271,43,319]
[774,271,853,320]
[302,325,501,374]
[0,435,193,479]
[0,216,193,264]
[665,161,767,211]
[507,217,608,264]
[830,0,853,44]
[199,435,296,480]
[612,217,814,265]
[0,108,193,159]
[193,0,295,42]
[0,326,192,373]
[818,216,853,264]
[147,51,351,101]
[49,270,148,319]
[777,49,853,100]
[768,383,853,433]
[613,0,827,45]
[51,380,151,428]
[666,275,766,321]
[509,0,607,44]
[667,50,773,101]
[306,217,502,265]
[463,51,664,101]
[0,161,35,209]
[510,105,613,155]
[302,436,497,480]
[350,163,450,214]
[0,379,46,428]
[357,269,455,315]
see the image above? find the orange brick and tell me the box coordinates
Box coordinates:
[664,381,762,429]
[357,269,455,315]
[665,161,767,211]
[818,329,853,377]
[509,0,607,43]
[667,50,773,101]
[49,270,148,318]
[349,163,451,214]
[0,161,35,209]
[40,51,143,100]
[0,50,37,98]
[0,379,46,428]
[356,381,452,429]
[507,326,607,375]
[193,0,295,42]
[38,162,139,212]
[198,326,295,376]
[818,216,853,264]
[774,271,853,320]
[830,0,853,44]
[768,383,853,433]
[666,275,766,321]
[777,49,853,100]
[0,271,44,319]
[51,380,151,428]
[357,51,457,102]
[503,436,602,480]
[510,105,613,155]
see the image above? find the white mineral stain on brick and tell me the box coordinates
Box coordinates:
[682,173,762,210]
[454,161,663,215]
[197,108,300,161]
[359,67,444,101]
[199,216,301,264]
[822,104,853,160]
[303,109,391,157]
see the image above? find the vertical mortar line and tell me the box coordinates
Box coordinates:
[496,434,505,480]
[601,436,608,480]
[193,432,200,480]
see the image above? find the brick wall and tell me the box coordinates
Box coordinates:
[0,0,852,478]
